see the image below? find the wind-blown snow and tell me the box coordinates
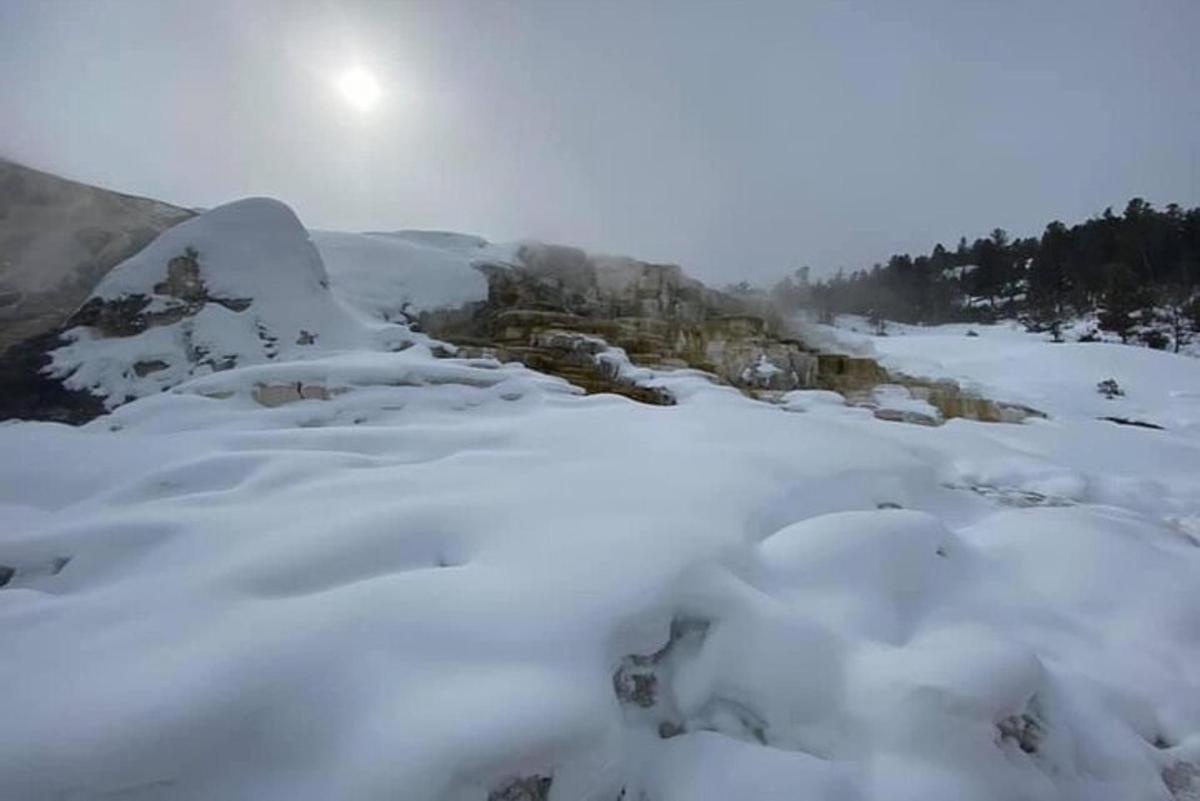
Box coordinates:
[3,211,1200,801]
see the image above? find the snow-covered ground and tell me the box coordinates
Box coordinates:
[818,317,1200,432]
[3,205,1200,801]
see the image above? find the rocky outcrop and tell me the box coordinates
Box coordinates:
[417,249,1042,420]
[64,248,253,338]
[420,244,818,400]
[467,327,677,406]
[0,158,193,353]
[814,353,1045,424]
[0,329,106,423]
[1,197,388,423]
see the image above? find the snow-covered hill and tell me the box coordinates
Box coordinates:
[2,200,1200,801]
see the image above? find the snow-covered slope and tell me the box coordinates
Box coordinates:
[820,318,1200,431]
[3,216,1200,801]
[310,229,505,321]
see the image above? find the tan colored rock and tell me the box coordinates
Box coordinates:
[253,382,344,407]
[873,407,942,426]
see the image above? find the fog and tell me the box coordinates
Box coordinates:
[2,0,1197,284]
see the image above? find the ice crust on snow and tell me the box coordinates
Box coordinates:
[2,201,1200,800]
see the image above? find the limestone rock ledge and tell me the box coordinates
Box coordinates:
[419,243,819,401]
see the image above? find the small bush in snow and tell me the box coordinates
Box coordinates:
[868,308,887,336]
[1141,329,1170,350]
[1097,378,1124,399]
[966,329,979,337]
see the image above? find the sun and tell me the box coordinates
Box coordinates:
[336,67,382,112]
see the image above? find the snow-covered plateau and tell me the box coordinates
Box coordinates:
[2,199,1200,801]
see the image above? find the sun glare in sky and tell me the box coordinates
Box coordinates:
[336,67,382,112]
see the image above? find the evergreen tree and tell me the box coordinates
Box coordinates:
[1098,264,1142,343]
[782,198,1200,341]
[1028,222,1071,328]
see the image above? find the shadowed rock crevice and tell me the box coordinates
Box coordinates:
[0,330,106,423]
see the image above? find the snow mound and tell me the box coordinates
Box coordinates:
[85,198,324,308]
[311,229,508,321]
[47,199,410,406]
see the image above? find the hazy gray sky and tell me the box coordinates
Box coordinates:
[2,0,1197,284]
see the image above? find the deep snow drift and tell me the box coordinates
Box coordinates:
[2,201,1200,801]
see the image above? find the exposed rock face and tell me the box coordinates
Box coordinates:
[0,158,193,353]
[815,353,1045,424]
[814,353,889,392]
[64,249,253,338]
[0,328,107,423]
[420,243,818,399]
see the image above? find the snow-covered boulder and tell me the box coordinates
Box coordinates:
[45,198,407,408]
